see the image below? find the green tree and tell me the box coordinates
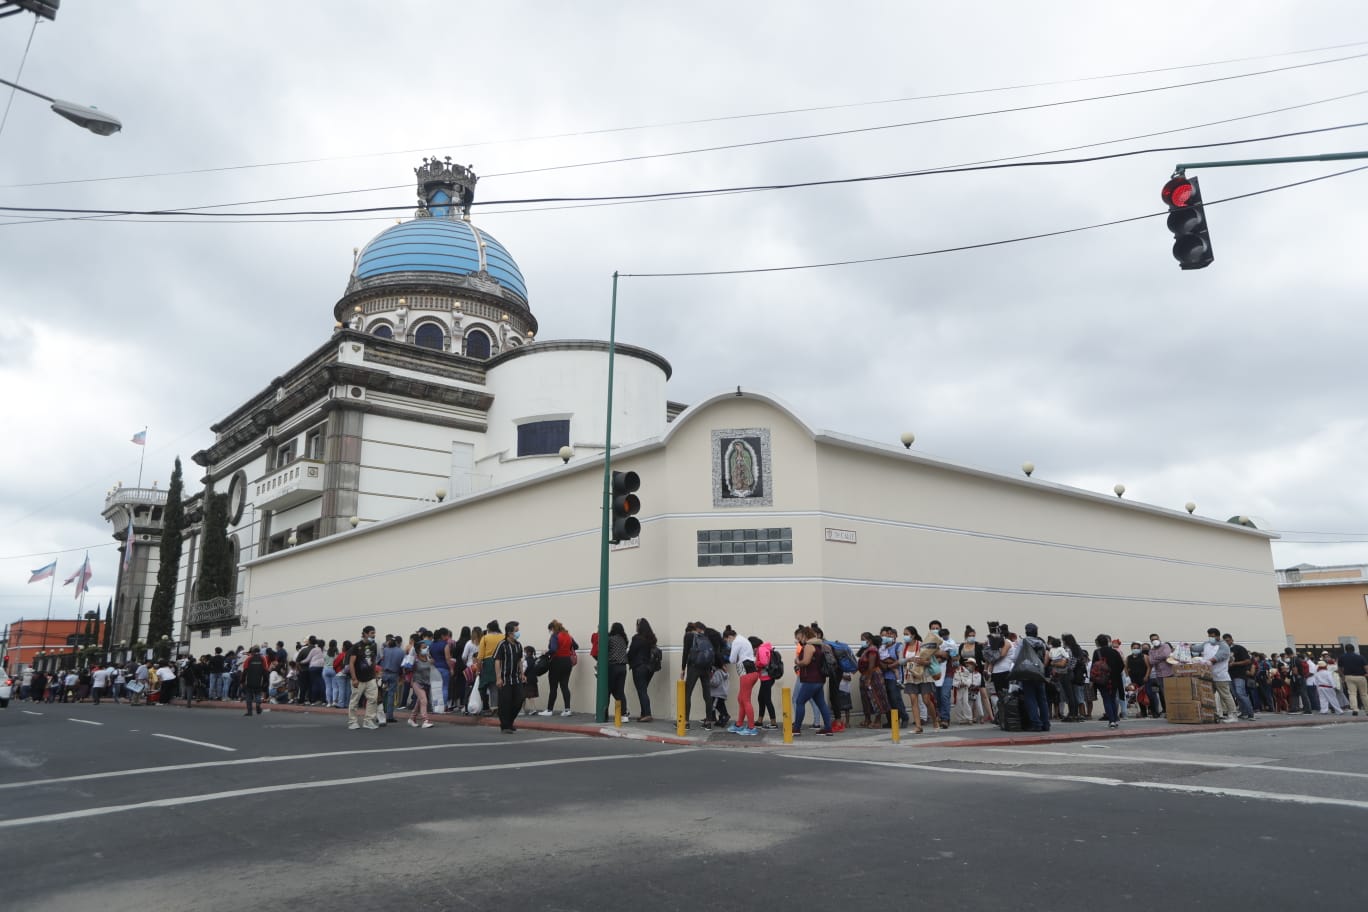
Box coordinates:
[195,486,233,602]
[147,457,185,646]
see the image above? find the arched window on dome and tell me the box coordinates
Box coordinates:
[465,328,491,359]
[414,322,445,351]
[430,189,452,218]
[371,323,394,340]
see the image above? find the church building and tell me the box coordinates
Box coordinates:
[102,158,1284,717]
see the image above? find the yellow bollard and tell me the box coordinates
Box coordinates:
[676,678,686,737]
[782,686,793,744]
[890,709,900,743]
[615,700,622,728]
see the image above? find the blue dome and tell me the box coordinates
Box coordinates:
[355,218,528,302]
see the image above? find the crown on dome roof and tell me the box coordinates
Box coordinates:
[414,156,477,220]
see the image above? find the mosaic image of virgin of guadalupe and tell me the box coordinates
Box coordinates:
[723,438,760,499]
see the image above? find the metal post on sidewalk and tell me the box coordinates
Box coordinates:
[891,708,900,743]
[676,678,686,737]
[594,272,620,724]
[782,686,793,744]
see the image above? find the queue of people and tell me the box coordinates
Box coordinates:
[15,616,1365,737]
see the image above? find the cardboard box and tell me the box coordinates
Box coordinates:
[1164,677,1215,704]
[1168,702,1217,724]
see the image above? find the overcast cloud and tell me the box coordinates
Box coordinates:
[2,2,1366,632]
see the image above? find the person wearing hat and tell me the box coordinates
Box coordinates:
[1311,660,1346,714]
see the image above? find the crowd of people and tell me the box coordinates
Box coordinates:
[11,615,1367,739]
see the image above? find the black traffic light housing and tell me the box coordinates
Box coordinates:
[1161,174,1214,270]
[0,1,60,20]
[610,470,641,543]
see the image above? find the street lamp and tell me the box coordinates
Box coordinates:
[0,76,122,135]
[559,445,573,464]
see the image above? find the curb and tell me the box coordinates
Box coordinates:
[178,698,1366,749]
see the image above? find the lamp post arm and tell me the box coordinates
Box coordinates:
[0,76,55,103]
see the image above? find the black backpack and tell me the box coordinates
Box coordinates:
[819,642,841,680]
[766,649,784,680]
[689,634,715,670]
[648,645,663,673]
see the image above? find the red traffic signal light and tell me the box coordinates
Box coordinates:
[1161,174,1214,270]
[610,470,641,543]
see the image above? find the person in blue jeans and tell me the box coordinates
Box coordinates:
[1091,634,1125,729]
[926,621,956,724]
[380,634,406,723]
[1015,623,1051,732]
[793,627,833,736]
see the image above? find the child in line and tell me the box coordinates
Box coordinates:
[522,645,540,715]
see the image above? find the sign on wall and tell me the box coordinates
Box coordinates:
[711,427,772,507]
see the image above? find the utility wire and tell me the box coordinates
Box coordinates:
[481,51,1368,180]
[0,15,38,143]
[4,37,1366,190]
[4,121,1365,220]
[619,163,1368,278]
[3,86,1364,229]
[0,541,117,561]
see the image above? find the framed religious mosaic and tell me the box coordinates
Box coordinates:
[711,427,772,507]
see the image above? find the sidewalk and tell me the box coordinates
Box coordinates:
[188,697,1368,749]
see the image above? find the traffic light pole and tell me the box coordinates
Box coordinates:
[1174,150,1368,174]
[594,271,620,723]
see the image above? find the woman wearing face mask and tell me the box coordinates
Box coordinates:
[793,626,834,736]
[1145,635,1172,717]
[856,631,889,728]
[1126,643,1153,717]
[409,639,435,728]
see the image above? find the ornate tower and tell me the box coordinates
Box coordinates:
[414,156,478,220]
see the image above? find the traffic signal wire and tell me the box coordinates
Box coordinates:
[4,121,1365,220]
[617,162,1368,278]
[5,38,1366,191]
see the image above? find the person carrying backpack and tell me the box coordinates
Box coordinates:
[680,622,717,730]
[626,617,659,722]
[1090,634,1125,729]
[754,637,781,729]
[793,625,834,736]
[240,646,268,717]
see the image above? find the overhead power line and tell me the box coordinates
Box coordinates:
[4,38,1366,191]
[618,163,1368,278]
[3,121,1365,220]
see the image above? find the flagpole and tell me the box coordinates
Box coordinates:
[136,425,148,488]
[42,564,55,670]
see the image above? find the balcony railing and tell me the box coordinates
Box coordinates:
[253,458,325,512]
[104,486,169,511]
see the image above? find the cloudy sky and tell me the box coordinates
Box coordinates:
[2,2,1366,633]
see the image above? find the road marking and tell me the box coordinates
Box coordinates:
[151,734,236,753]
[0,735,577,791]
[984,747,1368,780]
[67,718,102,726]
[781,754,1368,811]
[0,747,694,829]
[21,711,42,716]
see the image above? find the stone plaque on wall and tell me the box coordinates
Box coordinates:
[711,427,772,507]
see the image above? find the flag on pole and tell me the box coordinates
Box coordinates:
[63,553,92,597]
[124,516,136,570]
[131,429,147,446]
[28,559,57,583]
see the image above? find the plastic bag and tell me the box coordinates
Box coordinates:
[467,686,483,714]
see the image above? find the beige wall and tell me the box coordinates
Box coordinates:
[228,392,1282,716]
[1279,585,1368,645]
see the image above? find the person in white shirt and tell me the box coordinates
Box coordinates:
[927,620,957,727]
[90,666,111,706]
[726,630,759,735]
[154,662,177,705]
[62,671,78,704]
[1312,662,1345,714]
[1191,627,1235,721]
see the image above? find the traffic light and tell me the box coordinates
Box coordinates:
[610,470,641,543]
[1161,174,1214,270]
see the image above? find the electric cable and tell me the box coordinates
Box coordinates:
[4,38,1365,190]
[618,162,1368,278]
[3,121,1365,220]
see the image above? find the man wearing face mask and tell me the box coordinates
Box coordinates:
[1192,627,1236,722]
[928,620,956,727]
[493,620,526,733]
[347,626,382,730]
[877,626,908,725]
[1146,634,1172,718]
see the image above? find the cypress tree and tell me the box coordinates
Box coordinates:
[196,487,233,602]
[147,457,185,645]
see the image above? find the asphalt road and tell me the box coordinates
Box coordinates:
[2,702,1364,911]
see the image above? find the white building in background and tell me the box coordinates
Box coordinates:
[104,157,1284,716]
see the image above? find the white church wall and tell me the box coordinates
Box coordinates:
[482,347,668,466]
